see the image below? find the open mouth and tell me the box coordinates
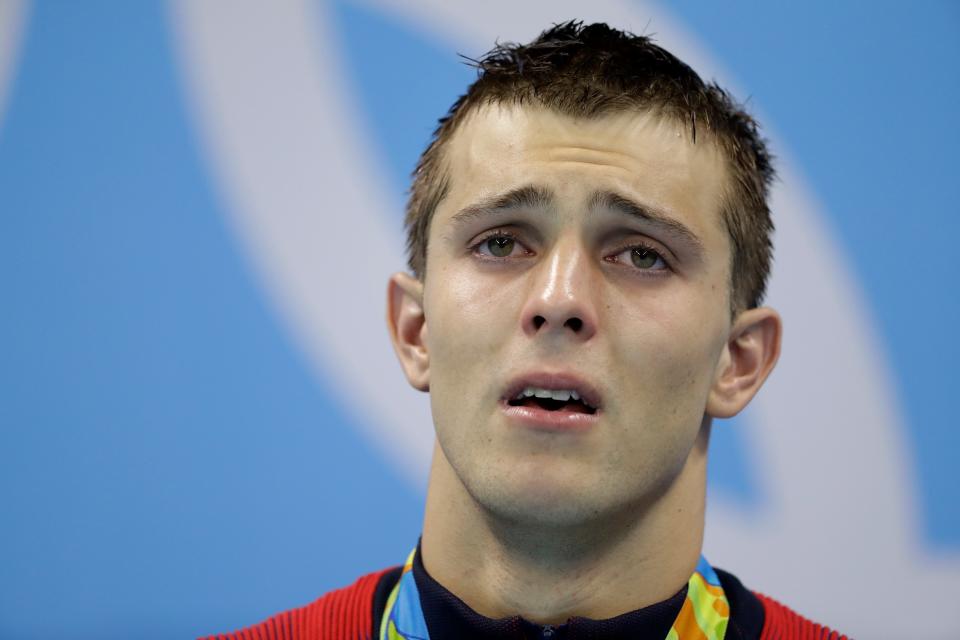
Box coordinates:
[507,388,598,415]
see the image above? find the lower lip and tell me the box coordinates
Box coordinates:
[500,400,600,432]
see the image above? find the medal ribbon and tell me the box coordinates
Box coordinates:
[379,547,729,640]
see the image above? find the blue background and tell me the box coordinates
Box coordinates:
[0,1,956,637]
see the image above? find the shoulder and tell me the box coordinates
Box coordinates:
[197,565,402,640]
[754,592,849,640]
[716,568,849,640]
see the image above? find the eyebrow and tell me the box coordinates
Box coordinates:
[449,185,554,227]
[589,190,705,255]
[448,184,705,257]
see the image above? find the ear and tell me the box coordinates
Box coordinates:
[706,307,782,419]
[386,272,430,392]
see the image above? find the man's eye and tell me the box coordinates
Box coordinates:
[613,246,668,270]
[477,235,518,258]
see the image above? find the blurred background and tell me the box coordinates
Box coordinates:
[1,1,958,638]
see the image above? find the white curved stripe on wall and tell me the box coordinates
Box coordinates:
[0,0,29,132]
[168,0,434,488]
[168,1,960,636]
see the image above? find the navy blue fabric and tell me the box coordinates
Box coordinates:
[404,541,768,640]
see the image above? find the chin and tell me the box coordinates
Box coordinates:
[470,470,625,530]
[484,494,599,529]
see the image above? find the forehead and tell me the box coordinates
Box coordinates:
[436,104,730,248]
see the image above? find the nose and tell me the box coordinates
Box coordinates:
[519,238,598,342]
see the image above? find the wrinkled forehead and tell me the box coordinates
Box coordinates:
[435,104,731,248]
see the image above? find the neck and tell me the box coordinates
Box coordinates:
[420,431,708,625]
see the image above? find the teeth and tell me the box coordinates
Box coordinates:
[515,386,588,405]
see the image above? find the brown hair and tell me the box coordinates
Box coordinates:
[405,21,775,312]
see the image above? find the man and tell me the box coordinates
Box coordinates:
[205,22,845,640]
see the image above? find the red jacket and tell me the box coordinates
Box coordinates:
[201,568,847,640]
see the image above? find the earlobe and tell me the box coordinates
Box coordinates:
[706,307,782,419]
[386,272,430,392]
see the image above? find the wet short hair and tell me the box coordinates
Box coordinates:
[405,21,775,312]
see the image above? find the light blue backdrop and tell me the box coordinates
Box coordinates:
[1,1,956,638]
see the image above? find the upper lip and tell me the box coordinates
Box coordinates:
[502,371,603,410]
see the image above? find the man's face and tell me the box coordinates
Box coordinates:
[419,105,734,526]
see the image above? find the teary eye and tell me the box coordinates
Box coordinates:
[607,243,670,272]
[630,247,663,269]
[487,236,515,257]
[474,232,523,258]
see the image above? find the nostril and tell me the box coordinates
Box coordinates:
[565,317,583,332]
[533,315,547,330]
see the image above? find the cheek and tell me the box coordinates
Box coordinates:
[423,264,524,426]
[606,289,725,413]
[428,267,518,359]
